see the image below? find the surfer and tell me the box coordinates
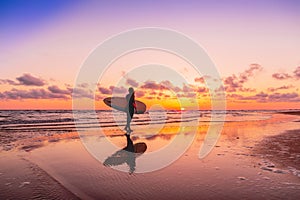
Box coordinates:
[125,87,136,133]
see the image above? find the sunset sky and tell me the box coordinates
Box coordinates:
[0,0,299,110]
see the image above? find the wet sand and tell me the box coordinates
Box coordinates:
[254,129,300,170]
[0,112,300,199]
[0,152,79,199]
[253,111,300,176]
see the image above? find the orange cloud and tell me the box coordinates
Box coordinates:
[272,66,300,80]
[0,73,46,86]
[272,73,292,80]
[223,64,262,92]
[267,85,294,92]
[294,66,300,79]
[1,66,299,110]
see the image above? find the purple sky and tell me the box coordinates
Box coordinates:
[0,0,299,109]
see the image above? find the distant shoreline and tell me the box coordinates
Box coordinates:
[277,111,300,116]
[0,109,300,112]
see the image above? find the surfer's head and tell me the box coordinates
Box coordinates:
[128,87,134,94]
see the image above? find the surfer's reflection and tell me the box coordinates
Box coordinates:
[103,135,147,174]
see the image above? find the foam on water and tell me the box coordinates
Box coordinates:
[0,109,290,134]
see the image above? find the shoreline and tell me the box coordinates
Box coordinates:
[277,111,300,116]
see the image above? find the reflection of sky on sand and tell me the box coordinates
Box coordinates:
[71,112,299,173]
[25,113,300,199]
[80,122,197,173]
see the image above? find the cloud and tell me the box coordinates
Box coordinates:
[16,73,45,86]
[272,73,292,80]
[1,65,298,105]
[137,80,208,99]
[255,91,268,98]
[135,91,145,98]
[239,87,256,92]
[38,85,93,99]
[0,79,18,85]
[272,66,300,80]
[98,87,111,94]
[71,88,93,99]
[160,80,181,92]
[0,74,94,100]
[140,81,167,90]
[268,92,299,102]
[0,88,68,100]
[194,75,213,84]
[109,86,127,94]
[182,84,194,93]
[223,74,241,92]
[126,78,139,87]
[227,92,268,102]
[267,85,294,92]
[49,85,95,99]
[48,85,71,95]
[177,92,196,98]
[223,64,262,92]
[196,87,208,93]
[77,83,89,88]
[194,77,205,83]
[227,91,299,103]
[239,64,262,83]
[293,66,300,79]
[98,86,127,95]
[149,91,157,96]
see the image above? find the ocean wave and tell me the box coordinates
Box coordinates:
[0,110,279,133]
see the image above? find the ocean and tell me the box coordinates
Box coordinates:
[0,110,280,134]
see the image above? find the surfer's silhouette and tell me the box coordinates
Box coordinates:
[103,134,147,174]
[125,87,136,133]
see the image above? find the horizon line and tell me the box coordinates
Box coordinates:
[0,108,299,111]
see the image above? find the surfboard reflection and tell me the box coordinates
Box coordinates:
[103,135,147,173]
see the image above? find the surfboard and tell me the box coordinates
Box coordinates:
[103,97,146,114]
[134,142,147,154]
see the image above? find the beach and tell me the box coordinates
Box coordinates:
[1,1,300,199]
[0,110,300,199]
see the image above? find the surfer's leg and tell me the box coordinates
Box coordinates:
[125,111,131,130]
[127,108,134,132]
